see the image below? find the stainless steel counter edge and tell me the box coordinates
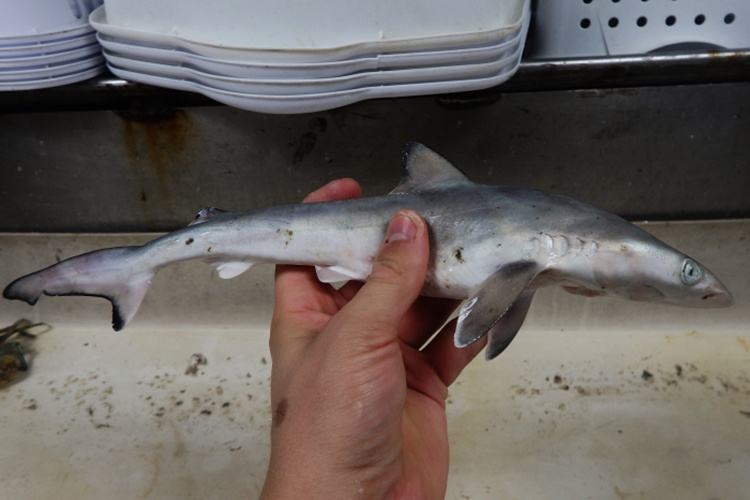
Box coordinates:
[2,50,748,113]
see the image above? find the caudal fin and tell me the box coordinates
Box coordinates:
[3,246,155,331]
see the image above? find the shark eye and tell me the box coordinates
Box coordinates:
[681,258,703,285]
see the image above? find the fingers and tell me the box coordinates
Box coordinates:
[301,178,361,204]
[333,211,429,346]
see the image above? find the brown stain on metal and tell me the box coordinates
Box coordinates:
[121,110,194,177]
[120,110,198,228]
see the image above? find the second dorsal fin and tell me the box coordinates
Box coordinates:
[390,142,473,194]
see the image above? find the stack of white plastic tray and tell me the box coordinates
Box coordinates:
[90,0,529,113]
[0,0,105,91]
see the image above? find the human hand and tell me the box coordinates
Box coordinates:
[261,179,487,499]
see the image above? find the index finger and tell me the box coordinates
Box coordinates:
[300,178,362,204]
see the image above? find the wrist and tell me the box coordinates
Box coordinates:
[260,458,392,500]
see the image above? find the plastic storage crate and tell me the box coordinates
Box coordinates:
[528,0,749,58]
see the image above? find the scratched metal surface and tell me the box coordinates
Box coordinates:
[1,82,749,233]
[0,220,747,499]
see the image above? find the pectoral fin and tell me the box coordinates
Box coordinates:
[454,261,542,350]
[485,290,535,360]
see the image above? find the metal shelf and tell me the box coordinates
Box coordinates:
[1,49,748,113]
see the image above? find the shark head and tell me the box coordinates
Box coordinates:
[580,235,735,309]
[639,252,733,308]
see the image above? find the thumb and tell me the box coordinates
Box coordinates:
[338,210,429,338]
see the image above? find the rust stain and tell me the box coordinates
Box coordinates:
[737,337,749,352]
[666,330,699,343]
[119,110,198,228]
[122,110,195,177]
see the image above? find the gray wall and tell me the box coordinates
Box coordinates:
[2,82,748,232]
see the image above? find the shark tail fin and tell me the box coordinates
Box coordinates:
[3,246,154,331]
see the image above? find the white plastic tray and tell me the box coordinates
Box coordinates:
[103,0,525,51]
[107,35,522,114]
[0,43,101,69]
[0,55,103,81]
[91,2,528,63]
[0,0,101,38]
[0,23,94,46]
[109,52,521,114]
[0,31,95,58]
[102,41,521,95]
[0,63,103,90]
[97,28,521,80]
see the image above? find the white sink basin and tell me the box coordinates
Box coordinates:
[1,220,748,499]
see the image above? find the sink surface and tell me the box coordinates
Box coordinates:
[1,220,748,499]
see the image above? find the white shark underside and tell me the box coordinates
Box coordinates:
[3,143,733,359]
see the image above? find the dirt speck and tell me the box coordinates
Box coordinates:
[453,247,466,263]
[185,353,207,375]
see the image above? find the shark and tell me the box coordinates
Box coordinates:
[3,143,733,359]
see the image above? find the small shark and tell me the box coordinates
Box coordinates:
[3,143,733,359]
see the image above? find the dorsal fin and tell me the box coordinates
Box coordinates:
[390,142,473,194]
[189,207,228,226]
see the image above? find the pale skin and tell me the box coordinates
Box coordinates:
[260,178,487,499]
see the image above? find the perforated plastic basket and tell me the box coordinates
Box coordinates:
[528,0,749,58]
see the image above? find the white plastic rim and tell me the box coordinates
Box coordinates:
[529,0,749,58]
[97,28,521,77]
[0,0,101,38]
[103,3,528,113]
[0,23,94,46]
[0,31,96,58]
[102,40,521,95]
[0,54,104,81]
[97,27,522,80]
[108,45,521,114]
[105,17,526,114]
[91,1,528,63]
[0,42,101,69]
[0,63,104,90]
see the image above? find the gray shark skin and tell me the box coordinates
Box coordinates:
[3,143,733,359]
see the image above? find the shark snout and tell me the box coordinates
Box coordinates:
[698,282,735,308]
